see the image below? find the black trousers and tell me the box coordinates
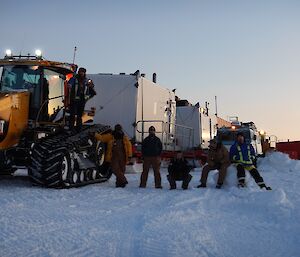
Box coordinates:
[236,164,265,186]
[167,168,192,189]
[69,101,85,130]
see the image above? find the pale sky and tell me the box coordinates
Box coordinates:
[1,0,299,141]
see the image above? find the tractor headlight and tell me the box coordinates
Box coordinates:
[35,49,42,59]
[5,49,12,58]
[259,130,265,136]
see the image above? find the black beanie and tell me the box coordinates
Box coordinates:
[78,67,86,73]
[114,124,122,132]
[149,126,156,132]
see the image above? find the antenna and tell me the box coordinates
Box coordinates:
[205,101,209,115]
[19,32,26,57]
[215,95,218,117]
[72,46,77,64]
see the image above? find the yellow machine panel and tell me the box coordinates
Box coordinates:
[0,91,30,149]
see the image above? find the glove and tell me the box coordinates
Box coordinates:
[87,79,94,87]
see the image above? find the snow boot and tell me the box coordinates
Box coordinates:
[116,183,127,188]
[197,183,206,188]
[116,180,128,188]
[216,183,222,189]
[182,174,192,190]
[167,174,176,190]
[259,184,272,190]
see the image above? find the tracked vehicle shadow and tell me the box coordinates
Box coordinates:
[0,174,32,188]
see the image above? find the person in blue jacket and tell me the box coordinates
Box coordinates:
[230,132,271,190]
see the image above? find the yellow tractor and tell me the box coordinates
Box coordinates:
[0,50,112,187]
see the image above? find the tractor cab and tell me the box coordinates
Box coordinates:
[0,50,74,124]
[0,51,112,186]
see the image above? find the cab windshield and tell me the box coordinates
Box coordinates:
[217,130,251,144]
[0,65,41,91]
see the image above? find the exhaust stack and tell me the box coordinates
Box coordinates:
[152,73,157,83]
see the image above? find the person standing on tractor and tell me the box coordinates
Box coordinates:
[139,126,163,189]
[230,132,271,190]
[68,67,96,131]
[95,124,132,188]
[197,138,230,189]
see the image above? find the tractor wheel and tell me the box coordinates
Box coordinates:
[96,142,105,166]
[60,151,72,183]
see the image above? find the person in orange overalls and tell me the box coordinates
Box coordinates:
[95,124,132,187]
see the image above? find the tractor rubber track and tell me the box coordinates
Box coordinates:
[28,124,112,188]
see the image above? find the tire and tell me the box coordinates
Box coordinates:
[85,169,92,181]
[28,124,112,188]
[95,142,112,180]
[96,142,105,167]
[91,169,97,180]
[0,151,15,175]
[98,162,113,180]
[70,171,79,184]
[30,145,72,188]
[60,151,72,183]
[28,167,43,185]
[79,170,85,183]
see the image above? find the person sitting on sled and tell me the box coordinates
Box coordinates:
[197,138,230,189]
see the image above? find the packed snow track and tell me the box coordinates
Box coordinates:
[0,152,299,257]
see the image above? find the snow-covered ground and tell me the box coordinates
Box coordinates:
[1,152,300,257]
